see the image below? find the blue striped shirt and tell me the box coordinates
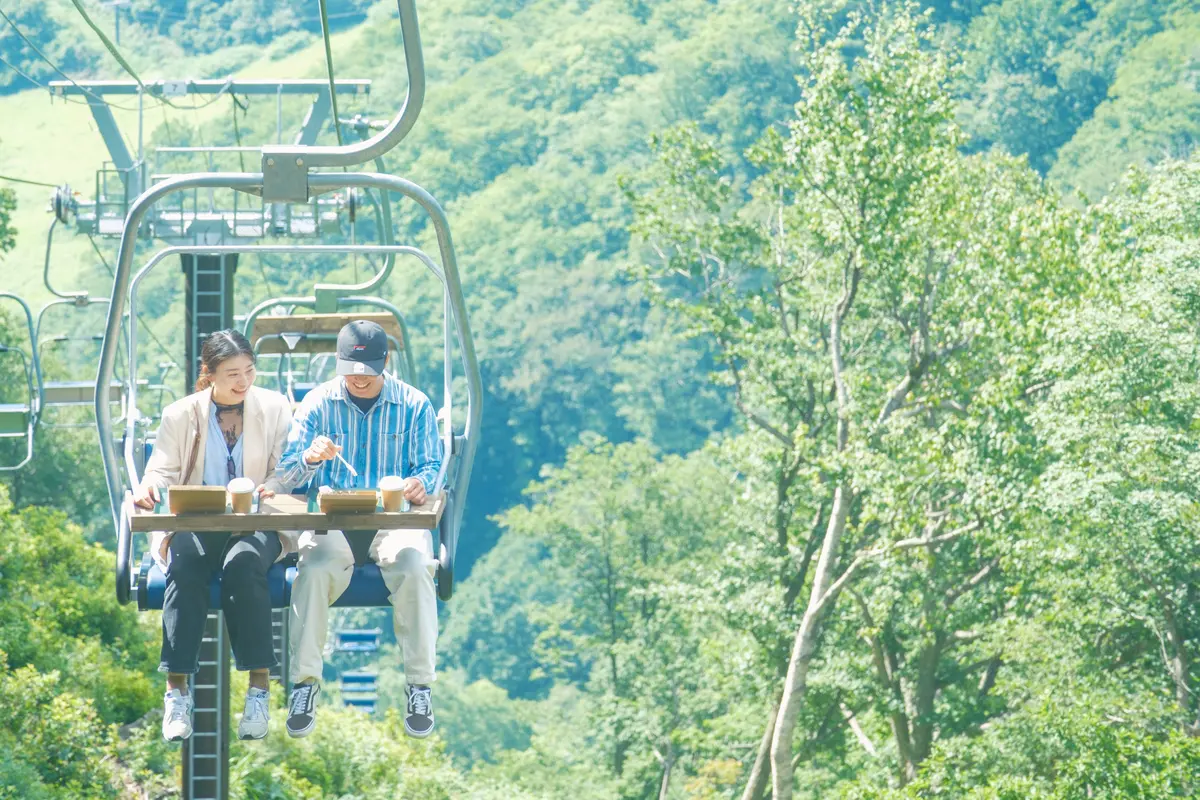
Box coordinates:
[275,373,443,494]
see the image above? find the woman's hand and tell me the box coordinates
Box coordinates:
[133,483,160,510]
[256,484,275,500]
[401,477,427,505]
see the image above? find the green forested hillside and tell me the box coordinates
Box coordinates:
[3,0,1200,798]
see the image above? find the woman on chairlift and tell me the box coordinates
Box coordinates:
[131,330,294,743]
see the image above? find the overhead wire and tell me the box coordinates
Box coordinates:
[87,235,176,365]
[65,0,158,103]
[0,54,86,106]
[315,0,359,282]
[0,10,140,111]
[65,0,233,113]
[316,0,345,147]
[0,174,59,188]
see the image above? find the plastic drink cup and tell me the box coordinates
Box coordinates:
[228,477,255,514]
[379,475,406,512]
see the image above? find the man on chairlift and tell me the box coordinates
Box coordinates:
[275,319,442,739]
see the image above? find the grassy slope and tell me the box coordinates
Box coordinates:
[0,24,363,307]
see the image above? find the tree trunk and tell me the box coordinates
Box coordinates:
[769,483,852,800]
[740,697,780,800]
[909,637,941,767]
[658,744,675,800]
[1159,597,1193,722]
[910,567,943,770]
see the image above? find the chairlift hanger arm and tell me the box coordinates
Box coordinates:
[42,218,89,302]
[262,0,424,201]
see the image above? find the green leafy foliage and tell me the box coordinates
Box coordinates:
[0,185,14,252]
[4,0,1200,797]
[0,486,159,797]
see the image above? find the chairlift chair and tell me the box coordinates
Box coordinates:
[0,293,43,471]
[101,0,480,617]
[334,628,383,653]
[35,216,127,425]
[340,670,379,692]
[250,308,417,393]
[118,242,475,611]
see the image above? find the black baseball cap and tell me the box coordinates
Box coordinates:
[336,320,387,376]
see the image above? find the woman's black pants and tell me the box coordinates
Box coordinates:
[159,531,282,674]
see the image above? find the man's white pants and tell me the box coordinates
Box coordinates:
[290,528,438,685]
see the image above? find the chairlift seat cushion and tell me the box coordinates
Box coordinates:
[0,404,30,435]
[42,380,123,405]
[136,556,392,610]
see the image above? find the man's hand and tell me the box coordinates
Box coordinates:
[133,483,159,510]
[304,435,341,465]
[402,477,427,505]
[256,484,275,500]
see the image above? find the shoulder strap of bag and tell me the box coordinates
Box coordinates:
[181,417,202,485]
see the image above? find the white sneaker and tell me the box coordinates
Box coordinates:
[238,687,270,740]
[162,689,193,742]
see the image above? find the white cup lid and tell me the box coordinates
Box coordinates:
[227,477,255,493]
[379,475,405,490]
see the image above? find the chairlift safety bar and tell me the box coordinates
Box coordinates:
[100,189,480,555]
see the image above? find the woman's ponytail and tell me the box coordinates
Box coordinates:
[195,364,213,392]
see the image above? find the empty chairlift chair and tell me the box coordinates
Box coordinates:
[0,293,42,471]
[341,670,379,713]
[35,217,126,426]
[334,629,383,653]
[340,670,379,692]
[249,309,415,404]
[36,332,125,422]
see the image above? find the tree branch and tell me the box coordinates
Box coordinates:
[812,519,987,617]
[945,556,1001,608]
[724,346,793,446]
[841,703,879,758]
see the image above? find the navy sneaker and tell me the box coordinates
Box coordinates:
[405,685,435,738]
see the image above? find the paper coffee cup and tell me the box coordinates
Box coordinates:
[379,475,406,512]
[228,477,255,514]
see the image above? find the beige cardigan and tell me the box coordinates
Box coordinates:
[138,386,296,567]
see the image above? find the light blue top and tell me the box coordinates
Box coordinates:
[203,402,244,487]
[276,373,442,493]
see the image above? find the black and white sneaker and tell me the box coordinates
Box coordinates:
[286,682,320,738]
[405,684,435,738]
